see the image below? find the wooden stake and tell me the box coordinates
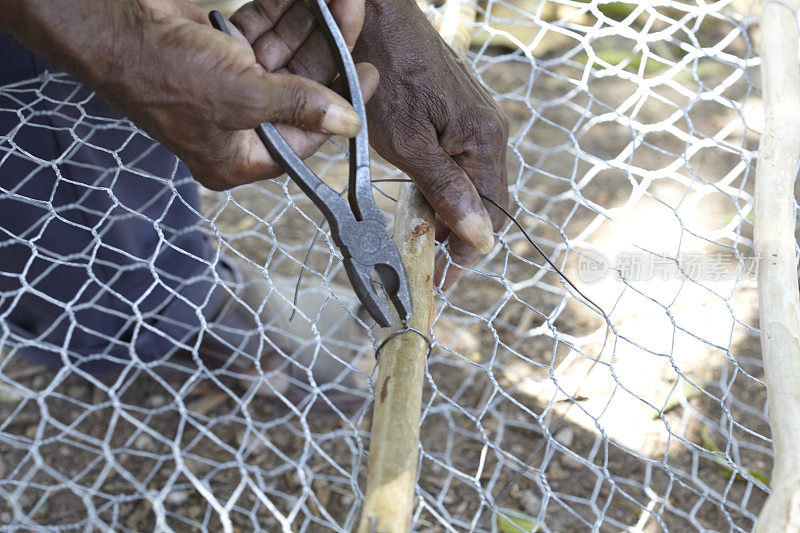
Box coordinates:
[755,1,800,531]
[357,185,436,533]
[357,3,475,531]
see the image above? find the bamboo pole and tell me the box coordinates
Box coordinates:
[754,1,800,531]
[357,185,436,533]
[357,3,476,532]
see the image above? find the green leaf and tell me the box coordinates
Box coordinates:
[597,2,637,20]
[700,425,770,487]
[498,508,542,532]
[572,0,637,20]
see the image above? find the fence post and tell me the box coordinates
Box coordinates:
[357,4,476,531]
[357,184,436,533]
[755,1,800,531]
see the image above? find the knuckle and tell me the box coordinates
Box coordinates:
[290,86,312,126]
[426,171,456,199]
[476,108,509,144]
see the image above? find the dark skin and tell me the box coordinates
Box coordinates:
[0,0,378,189]
[1,0,509,290]
[232,0,509,288]
[360,0,509,288]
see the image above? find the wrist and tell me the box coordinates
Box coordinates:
[1,0,143,89]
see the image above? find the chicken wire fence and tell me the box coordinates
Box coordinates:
[0,0,771,531]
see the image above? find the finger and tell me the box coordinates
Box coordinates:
[434,236,481,291]
[231,2,277,42]
[250,0,320,72]
[442,108,510,232]
[263,63,378,168]
[225,69,362,137]
[213,13,254,50]
[330,0,366,49]
[270,61,377,114]
[287,0,365,82]
[217,63,379,186]
[231,0,301,40]
[380,131,495,254]
[286,30,337,83]
[327,62,378,97]
[268,63,378,165]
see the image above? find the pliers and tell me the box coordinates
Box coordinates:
[209,6,412,328]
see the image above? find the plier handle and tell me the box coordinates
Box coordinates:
[209,6,412,327]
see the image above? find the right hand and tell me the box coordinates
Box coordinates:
[11,0,378,191]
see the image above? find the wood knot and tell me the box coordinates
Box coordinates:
[412,222,432,238]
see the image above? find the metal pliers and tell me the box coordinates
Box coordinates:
[209,7,412,328]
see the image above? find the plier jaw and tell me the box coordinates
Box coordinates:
[345,259,412,328]
[334,218,413,328]
[209,6,413,328]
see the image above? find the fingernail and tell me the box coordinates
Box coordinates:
[457,213,495,254]
[321,105,362,137]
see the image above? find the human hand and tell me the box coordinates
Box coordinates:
[353,0,509,290]
[2,0,378,191]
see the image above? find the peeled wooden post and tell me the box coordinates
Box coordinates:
[754,1,800,531]
[357,3,476,532]
[357,185,436,533]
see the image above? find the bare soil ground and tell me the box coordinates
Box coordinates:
[0,3,769,532]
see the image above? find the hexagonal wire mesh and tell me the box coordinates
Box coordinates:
[0,0,771,531]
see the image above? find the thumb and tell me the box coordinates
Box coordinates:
[381,134,495,253]
[244,70,363,138]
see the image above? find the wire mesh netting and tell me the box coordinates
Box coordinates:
[0,0,770,531]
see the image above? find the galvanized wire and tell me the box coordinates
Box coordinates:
[0,1,769,531]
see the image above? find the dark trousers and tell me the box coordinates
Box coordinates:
[0,31,223,373]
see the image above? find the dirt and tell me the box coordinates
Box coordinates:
[0,3,770,532]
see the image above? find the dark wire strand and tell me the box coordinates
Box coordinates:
[370,178,609,322]
[373,322,433,362]
[369,177,614,521]
[478,193,609,321]
[289,218,326,322]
